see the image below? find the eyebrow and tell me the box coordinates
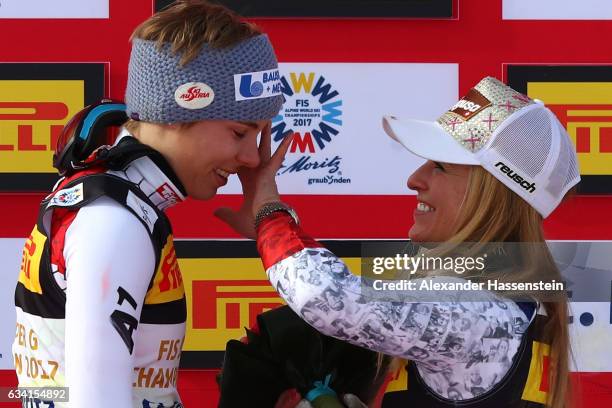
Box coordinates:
[238,121,259,129]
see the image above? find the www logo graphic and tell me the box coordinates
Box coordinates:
[272,72,343,153]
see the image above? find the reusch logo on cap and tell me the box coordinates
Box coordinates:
[449,89,492,121]
[495,162,536,193]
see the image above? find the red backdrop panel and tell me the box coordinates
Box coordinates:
[1,0,611,407]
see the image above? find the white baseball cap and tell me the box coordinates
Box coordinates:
[383,77,580,218]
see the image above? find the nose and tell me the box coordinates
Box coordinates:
[237,135,261,168]
[407,161,430,192]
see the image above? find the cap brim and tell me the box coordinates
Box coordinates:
[382,115,479,165]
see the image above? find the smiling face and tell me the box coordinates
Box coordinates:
[406,160,472,243]
[134,119,266,200]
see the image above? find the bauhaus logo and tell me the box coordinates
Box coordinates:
[495,161,536,193]
[234,69,282,101]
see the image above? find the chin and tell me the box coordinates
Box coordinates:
[188,188,217,201]
[409,230,438,245]
[409,225,427,243]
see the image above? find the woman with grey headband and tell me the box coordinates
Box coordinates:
[218,77,578,408]
[12,1,284,407]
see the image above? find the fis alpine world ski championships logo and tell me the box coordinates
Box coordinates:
[272,72,350,187]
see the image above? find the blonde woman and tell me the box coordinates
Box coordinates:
[218,77,577,407]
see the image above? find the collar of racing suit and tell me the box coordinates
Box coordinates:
[106,129,187,211]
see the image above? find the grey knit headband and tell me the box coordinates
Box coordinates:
[125,34,284,123]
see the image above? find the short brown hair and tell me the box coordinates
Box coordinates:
[131,0,261,66]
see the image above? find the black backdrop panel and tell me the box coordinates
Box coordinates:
[155,0,453,18]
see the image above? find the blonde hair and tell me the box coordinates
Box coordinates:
[125,0,262,133]
[450,166,572,408]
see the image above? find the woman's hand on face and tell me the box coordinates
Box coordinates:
[214,122,293,239]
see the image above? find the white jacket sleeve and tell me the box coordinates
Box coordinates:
[266,247,530,367]
[256,214,532,380]
[63,197,155,407]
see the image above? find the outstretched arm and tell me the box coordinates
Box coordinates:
[256,212,530,370]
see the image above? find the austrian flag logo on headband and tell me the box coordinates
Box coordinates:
[174,82,215,109]
[234,68,282,101]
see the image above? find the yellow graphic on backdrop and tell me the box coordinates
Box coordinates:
[0,80,84,173]
[180,257,361,351]
[527,82,612,175]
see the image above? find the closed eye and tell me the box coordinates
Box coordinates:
[233,130,246,139]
